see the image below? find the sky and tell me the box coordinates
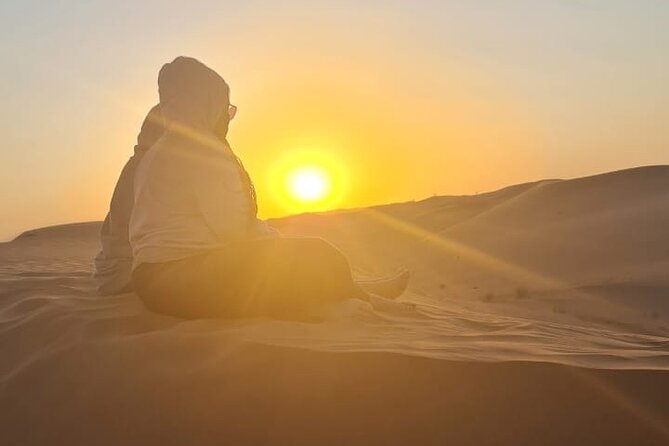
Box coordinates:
[0,0,668,241]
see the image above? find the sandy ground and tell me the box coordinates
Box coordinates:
[1,166,668,444]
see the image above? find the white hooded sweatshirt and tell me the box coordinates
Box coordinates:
[129,57,267,268]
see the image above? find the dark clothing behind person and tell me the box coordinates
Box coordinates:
[94,105,164,295]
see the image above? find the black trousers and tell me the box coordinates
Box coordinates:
[133,237,368,321]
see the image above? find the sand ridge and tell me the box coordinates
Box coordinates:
[1,166,668,444]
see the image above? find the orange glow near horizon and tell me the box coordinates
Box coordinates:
[2,1,668,241]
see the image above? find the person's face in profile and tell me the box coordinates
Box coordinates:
[214,102,237,141]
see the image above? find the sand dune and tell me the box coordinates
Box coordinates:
[1,166,668,445]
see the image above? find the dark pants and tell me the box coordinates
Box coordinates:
[132,237,369,321]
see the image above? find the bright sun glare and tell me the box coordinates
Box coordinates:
[286,166,331,203]
[268,149,348,214]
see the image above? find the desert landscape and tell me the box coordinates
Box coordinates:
[3,1,668,443]
[1,166,668,445]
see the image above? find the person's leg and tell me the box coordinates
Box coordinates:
[132,254,240,319]
[217,237,371,320]
[133,237,371,320]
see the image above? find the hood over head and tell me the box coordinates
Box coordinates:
[134,104,164,154]
[158,57,230,136]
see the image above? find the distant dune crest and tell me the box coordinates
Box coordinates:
[11,165,669,243]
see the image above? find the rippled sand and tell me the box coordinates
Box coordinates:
[2,166,669,445]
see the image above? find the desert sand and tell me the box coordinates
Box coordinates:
[1,166,668,445]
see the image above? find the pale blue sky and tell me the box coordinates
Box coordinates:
[1,1,668,240]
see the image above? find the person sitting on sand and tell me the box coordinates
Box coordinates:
[94,105,165,295]
[129,56,408,320]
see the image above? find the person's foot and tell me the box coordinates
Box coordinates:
[358,269,410,300]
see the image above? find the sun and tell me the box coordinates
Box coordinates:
[267,148,349,214]
[286,166,331,203]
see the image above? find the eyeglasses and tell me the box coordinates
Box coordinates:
[228,104,237,121]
